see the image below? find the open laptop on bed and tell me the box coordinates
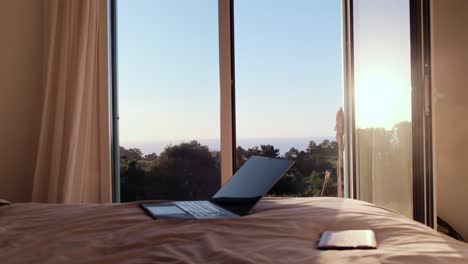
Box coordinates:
[141,156,295,219]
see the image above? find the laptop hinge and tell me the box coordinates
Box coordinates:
[210,196,262,216]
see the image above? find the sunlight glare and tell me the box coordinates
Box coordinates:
[355,69,411,129]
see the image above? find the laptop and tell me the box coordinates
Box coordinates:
[141,156,295,219]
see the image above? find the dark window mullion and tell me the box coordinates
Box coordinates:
[109,0,120,203]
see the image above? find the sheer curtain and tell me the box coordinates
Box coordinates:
[32,0,111,203]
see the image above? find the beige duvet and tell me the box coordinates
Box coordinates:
[1,197,467,263]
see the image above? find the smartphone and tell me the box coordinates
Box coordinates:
[317,230,377,250]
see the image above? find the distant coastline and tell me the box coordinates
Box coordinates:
[121,136,335,155]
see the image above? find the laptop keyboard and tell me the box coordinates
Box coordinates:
[176,201,225,217]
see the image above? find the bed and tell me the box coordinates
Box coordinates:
[1,197,467,263]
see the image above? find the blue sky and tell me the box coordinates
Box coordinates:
[117,0,343,153]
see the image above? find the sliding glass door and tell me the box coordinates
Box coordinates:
[113,0,347,201]
[116,0,221,202]
[112,0,432,222]
[353,0,413,218]
[234,0,345,197]
[345,0,433,224]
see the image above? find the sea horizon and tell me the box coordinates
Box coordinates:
[120,136,335,156]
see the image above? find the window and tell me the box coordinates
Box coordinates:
[117,0,221,201]
[112,0,432,226]
[234,0,344,197]
[353,0,413,217]
[114,0,345,202]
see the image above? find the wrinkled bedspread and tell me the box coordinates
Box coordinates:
[1,197,467,263]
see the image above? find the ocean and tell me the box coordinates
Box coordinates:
[121,136,335,156]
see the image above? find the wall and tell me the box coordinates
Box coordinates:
[432,0,468,240]
[0,0,44,202]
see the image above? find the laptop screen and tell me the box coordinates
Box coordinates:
[213,156,295,199]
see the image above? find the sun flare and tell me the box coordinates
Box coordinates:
[355,69,412,130]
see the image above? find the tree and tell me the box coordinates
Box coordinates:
[145,140,220,200]
[128,148,143,159]
[120,146,143,160]
[306,141,318,154]
[244,144,279,159]
[119,137,341,201]
[120,160,145,201]
[330,141,338,151]
[236,146,248,169]
[303,171,324,197]
[246,146,262,157]
[260,144,279,158]
[144,152,158,160]
[284,147,299,159]
[319,139,331,149]
[269,171,306,196]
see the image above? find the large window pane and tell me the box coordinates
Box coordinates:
[353,0,413,217]
[234,0,344,197]
[117,0,220,202]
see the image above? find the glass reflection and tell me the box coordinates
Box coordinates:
[354,0,413,217]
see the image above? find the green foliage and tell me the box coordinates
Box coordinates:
[144,153,158,160]
[120,141,219,202]
[120,139,338,202]
[269,172,306,196]
[304,171,325,197]
[120,160,145,201]
[284,147,299,159]
[120,147,143,160]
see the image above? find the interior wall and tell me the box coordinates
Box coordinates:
[431,0,468,240]
[0,0,44,202]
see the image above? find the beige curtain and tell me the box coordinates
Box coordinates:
[32,0,111,203]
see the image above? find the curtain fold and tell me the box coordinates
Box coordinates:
[32,0,111,203]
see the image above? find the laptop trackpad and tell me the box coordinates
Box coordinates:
[149,205,185,215]
[142,204,193,219]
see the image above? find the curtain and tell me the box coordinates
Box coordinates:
[32,0,111,203]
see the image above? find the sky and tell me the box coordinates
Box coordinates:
[116,0,410,154]
[353,0,411,130]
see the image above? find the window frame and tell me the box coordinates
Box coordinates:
[109,0,120,202]
[108,0,236,201]
[218,0,236,185]
[343,0,434,226]
[109,0,349,202]
[110,0,433,227]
